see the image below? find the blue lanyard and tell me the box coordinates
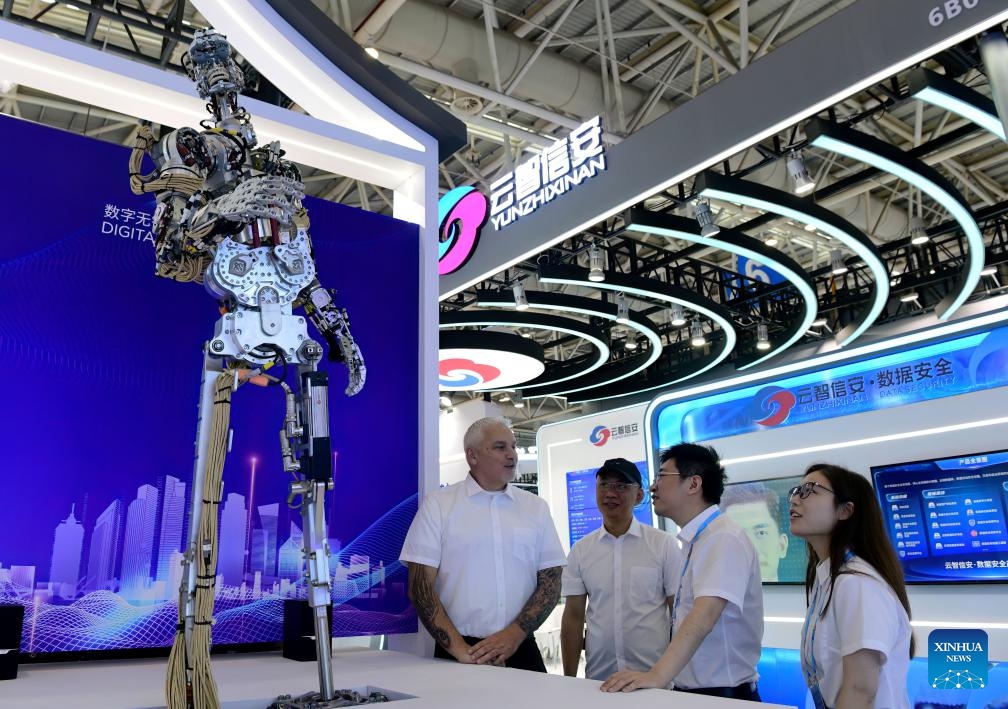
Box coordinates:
[671,508,721,631]
[802,551,854,686]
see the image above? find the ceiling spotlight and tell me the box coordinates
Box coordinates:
[498,392,511,402]
[787,150,816,196]
[439,395,452,408]
[756,322,771,351]
[513,390,525,409]
[624,337,638,351]
[690,319,706,347]
[615,293,630,324]
[764,233,779,248]
[909,216,930,245]
[364,47,380,59]
[830,249,848,276]
[804,222,817,232]
[670,303,686,327]
[694,199,720,237]
[811,316,828,327]
[981,264,998,276]
[512,282,529,311]
[900,291,919,303]
[588,243,606,282]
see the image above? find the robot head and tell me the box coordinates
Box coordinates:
[183,29,256,145]
[184,29,246,116]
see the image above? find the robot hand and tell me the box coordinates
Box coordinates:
[327,317,366,397]
[199,174,304,228]
[305,286,366,397]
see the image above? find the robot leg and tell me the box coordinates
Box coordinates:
[273,368,339,708]
[297,478,335,700]
[167,350,236,709]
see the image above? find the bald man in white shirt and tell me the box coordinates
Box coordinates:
[400,416,567,671]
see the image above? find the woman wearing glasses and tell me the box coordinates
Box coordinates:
[789,464,913,709]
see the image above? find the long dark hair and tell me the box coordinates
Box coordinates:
[802,463,915,656]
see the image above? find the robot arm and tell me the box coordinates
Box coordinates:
[131,125,304,282]
[280,164,365,397]
[130,125,213,282]
[300,280,366,397]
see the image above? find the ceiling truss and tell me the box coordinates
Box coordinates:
[2,0,1007,434]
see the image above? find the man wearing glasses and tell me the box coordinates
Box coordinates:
[601,444,764,700]
[560,458,682,680]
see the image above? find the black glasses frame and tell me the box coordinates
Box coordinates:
[788,480,835,499]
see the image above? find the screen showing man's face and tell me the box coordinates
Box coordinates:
[723,500,789,582]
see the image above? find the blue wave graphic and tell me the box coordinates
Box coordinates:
[3,494,419,652]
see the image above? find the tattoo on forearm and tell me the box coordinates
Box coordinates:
[408,563,452,650]
[515,566,562,635]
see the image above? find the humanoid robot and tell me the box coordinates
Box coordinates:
[129,29,368,709]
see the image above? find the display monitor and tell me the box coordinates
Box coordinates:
[871,449,1008,583]
[566,461,653,547]
[721,476,809,584]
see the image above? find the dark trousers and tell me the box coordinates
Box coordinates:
[675,683,761,701]
[433,634,547,673]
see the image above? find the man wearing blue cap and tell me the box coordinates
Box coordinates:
[560,457,682,680]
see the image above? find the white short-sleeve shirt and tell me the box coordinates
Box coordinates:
[399,474,567,638]
[561,518,682,680]
[802,556,911,709]
[672,505,764,690]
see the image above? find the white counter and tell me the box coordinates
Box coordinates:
[0,648,793,709]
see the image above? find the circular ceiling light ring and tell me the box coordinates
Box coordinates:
[625,207,816,369]
[538,263,737,385]
[439,310,610,391]
[473,289,663,394]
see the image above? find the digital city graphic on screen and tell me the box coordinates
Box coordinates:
[0,115,419,654]
[566,461,653,547]
[721,476,809,585]
[872,450,1008,583]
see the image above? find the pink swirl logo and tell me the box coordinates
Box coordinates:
[439,358,501,388]
[589,425,611,446]
[751,386,797,427]
[438,186,489,275]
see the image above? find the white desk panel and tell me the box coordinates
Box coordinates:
[0,648,794,709]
